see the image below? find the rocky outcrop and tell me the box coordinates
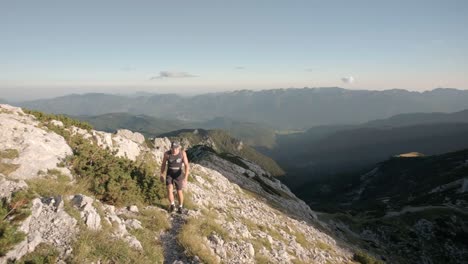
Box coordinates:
[0,104,72,180]
[101,204,143,250]
[70,194,102,230]
[1,197,78,264]
[185,164,354,263]
[0,175,28,201]
[116,129,145,145]
[153,137,172,160]
[188,146,317,221]
[72,127,146,161]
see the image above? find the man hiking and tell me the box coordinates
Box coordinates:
[160,140,190,213]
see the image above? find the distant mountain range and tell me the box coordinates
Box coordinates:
[261,109,468,188]
[18,87,468,129]
[363,109,468,128]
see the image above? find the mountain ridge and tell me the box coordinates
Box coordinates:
[17,87,468,129]
[313,149,468,263]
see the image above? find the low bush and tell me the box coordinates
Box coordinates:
[0,190,33,256]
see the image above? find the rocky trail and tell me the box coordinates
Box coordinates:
[160,212,194,264]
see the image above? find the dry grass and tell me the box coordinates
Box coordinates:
[0,149,20,175]
[293,230,313,248]
[315,241,334,252]
[177,211,227,264]
[183,191,197,210]
[0,109,14,115]
[0,163,20,176]
[243,217,285,243]
[130,228,165,264]
[137,207,170,233]
[255,252,271,264]
[291,258,311,264]
[0,149,19,160]
[68,229,154,264]
[27,170,92,197]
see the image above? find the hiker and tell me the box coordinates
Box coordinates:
[160,141,190,213]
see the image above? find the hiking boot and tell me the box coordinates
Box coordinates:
[169,204,175,213]
[177,206,183,214]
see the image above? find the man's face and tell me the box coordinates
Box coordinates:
[171,146,180,153]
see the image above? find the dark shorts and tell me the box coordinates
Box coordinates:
[166,169,184,191]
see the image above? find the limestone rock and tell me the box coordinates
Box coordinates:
[153,137,171,161]
[116,129,145,145]
[102,204,143,250]
[0,104,72,180]
[0,197,78,264]
[0,175,28,201]
[110,134,142,161]
[71,194,102,230]
[128,205,139,213]
[125,219,143,230]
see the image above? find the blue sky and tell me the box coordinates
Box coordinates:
[1,0,467,100]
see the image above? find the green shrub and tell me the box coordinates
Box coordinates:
[0,190,33,256]
[24,110,167,207]
[16,243,59,264]
[0,222,25,256]
[24,110,93,131]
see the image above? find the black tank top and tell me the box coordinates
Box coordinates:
[166,150,183,171]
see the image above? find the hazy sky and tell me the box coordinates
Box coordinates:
[1,0,468,101]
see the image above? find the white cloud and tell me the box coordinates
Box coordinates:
[150,71,197,80]
[341,76,355,84]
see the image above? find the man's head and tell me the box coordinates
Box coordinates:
[171,141,181,151]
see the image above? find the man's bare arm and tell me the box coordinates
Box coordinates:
[183,151,190,179]
[160,153,168,176]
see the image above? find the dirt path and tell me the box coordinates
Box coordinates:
[160,213,193,264]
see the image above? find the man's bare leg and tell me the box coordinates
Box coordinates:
[167,184,175,205]
[177,189,184,207]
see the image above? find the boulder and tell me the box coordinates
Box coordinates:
[116,129,145,145]
[71,194,102,230]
